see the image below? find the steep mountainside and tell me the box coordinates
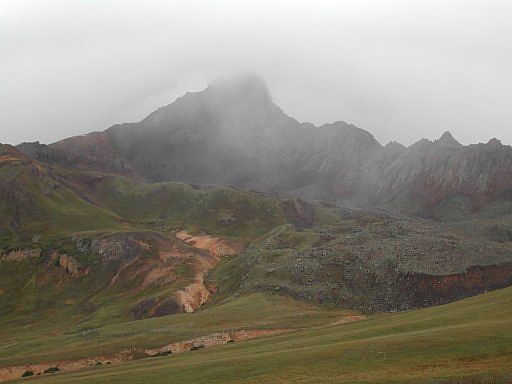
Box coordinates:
[18,76,512,211]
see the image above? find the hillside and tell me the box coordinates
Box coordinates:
[212,211,512,311]
[0,153,330,340]
[2,143,512,329]
[0,144,125,248]
[5,286,512,383]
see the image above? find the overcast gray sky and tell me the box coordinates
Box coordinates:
[1,0,511,146]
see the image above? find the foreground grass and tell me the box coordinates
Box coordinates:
[10,287,512,383]
[0,293,352,367]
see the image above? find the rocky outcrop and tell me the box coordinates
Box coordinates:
[145,328,292,356]
[344,263,512,312]
[0,248,41,262]
[49,251,89,277]
[395,264,512,309]
[75,236,138,262]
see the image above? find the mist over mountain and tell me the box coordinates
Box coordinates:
[18,76,512,213]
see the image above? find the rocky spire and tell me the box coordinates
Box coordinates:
[436,131,462,148]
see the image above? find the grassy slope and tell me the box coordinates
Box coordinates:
[91,175,288,238]
[0,150,127,249]
[0,293,354,366]
[16,286,512,384]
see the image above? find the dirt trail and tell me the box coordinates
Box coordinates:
[0,329,287,382]
[174,231,245,312]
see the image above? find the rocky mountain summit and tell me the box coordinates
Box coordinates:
[18,76,512,213]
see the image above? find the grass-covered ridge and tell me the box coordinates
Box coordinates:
[91,175,289,238]
[0,143,294,249]
[0,145,127,249]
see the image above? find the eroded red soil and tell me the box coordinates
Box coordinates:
[174,231,246,312]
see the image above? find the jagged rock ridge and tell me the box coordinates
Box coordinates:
[17,76,512,211]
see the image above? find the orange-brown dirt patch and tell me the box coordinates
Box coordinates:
[173,232,246,312]
[99,232,244,316]
[0,155,24,164]
[175,231,246,257]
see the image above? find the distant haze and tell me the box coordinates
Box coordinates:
[1,0,511,146]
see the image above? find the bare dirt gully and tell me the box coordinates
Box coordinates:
[173,231,245,312]
[0,232,365,382]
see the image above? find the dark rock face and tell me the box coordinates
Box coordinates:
[343,263,512,312]
[395,264,512,309]
[131,297,182,320]
[152,298,182,317]
[16,77,512,211]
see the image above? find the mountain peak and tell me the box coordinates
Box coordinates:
[207,75,271,103]
[0,143,36,168]
[437,131,462,148]
[487,138,503,147]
